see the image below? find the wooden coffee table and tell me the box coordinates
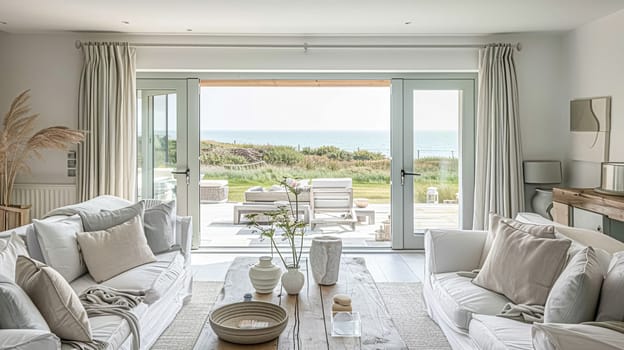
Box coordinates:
[194,257,406,349]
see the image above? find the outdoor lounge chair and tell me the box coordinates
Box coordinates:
[309,178,356,231]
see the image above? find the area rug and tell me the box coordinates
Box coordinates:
[150,281,223,350]
[152,281,450,349]
[377,282,451,349]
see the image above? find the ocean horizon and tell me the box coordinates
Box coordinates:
[197,129,458,157]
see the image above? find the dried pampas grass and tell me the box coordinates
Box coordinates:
[0,90,85,205]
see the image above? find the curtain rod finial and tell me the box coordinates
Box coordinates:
[75,40,82,49]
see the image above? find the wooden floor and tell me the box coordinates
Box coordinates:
[191,252,425,283]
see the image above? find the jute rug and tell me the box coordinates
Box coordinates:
[153,281,450,349]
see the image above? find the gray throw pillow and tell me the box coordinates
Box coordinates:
[0,274,49,331]
[80,201,144,232]
[596,252,624,321]
[142,200,176,254]
[545,247,606,323]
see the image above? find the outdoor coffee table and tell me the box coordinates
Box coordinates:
[195,257,406,349]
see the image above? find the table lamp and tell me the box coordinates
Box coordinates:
[524,161,562,219]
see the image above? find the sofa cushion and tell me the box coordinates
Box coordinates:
[79,201,144,232]
[15,256,92,342]
[431,272,511,331]
[141,200,176,254]
[544,247,605,323]
[0,232,29,281]
[479,213,556,267]
[596,252,624,321]
[77,216,156,283]
[0,274,49,331]
[70,251,184,305]
[532,323,624,350]
[0,329,60,350]
[469,314,533,350]
[474,219,570,305]
[33,215,86,282]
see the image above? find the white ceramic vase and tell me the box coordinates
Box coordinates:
[309,236,342,285]
[249,256,282,294]
[281,267,305,295]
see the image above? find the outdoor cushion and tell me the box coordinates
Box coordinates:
[431,272,511,331]
[469,314,533,350]
[70,251,185,305]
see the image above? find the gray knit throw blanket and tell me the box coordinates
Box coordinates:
[497,303,545,323]
[63,286,145,350]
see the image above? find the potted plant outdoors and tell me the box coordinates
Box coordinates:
[247,178,309,295]
[0,90,84,229]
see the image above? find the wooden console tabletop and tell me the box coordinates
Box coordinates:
[194,257,406,350]
[552,188,624,224]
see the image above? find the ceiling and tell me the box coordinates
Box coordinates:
[1,0,623,35]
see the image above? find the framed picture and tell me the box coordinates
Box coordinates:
[569,96,611,162]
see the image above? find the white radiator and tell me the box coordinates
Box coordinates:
[11,184,77,220]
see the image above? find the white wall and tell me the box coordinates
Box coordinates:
[0,32,567,192]
[563,9,624,187]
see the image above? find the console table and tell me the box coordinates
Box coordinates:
[552,187,624,242]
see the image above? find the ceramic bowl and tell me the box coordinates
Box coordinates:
[209,301,288,344]
[354,198,369,208]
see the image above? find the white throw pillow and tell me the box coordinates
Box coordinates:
[76,215,156,283]
[544,247,605,323]
[33,215,86,282]
[473,219,570,305]
[479,213,556,267]
[596,251,624,321]
[0,232,29,281]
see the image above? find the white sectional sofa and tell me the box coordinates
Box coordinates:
[0,196,193,350]
[423,213,624,350]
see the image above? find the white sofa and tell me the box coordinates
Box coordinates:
[423,212,624,350]
[0,197,193,350]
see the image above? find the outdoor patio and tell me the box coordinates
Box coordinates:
[199,202,459,248]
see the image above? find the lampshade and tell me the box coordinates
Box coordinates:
[523,161,562,184]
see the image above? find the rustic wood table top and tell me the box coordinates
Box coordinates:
[194,256,406,350]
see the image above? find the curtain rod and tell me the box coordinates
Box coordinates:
[74,40,522,52]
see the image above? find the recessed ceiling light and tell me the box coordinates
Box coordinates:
[121,21,130,25]
[404,21,412,25]
[186,28,193,32]
[0,21,7,25]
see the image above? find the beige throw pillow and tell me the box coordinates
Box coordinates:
[15,256,91,342]
[76,216,156,283]
[473,220,570,305]
[479,213,556,267]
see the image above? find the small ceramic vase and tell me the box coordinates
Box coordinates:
[249,256,282,294]
[281,267,305,295]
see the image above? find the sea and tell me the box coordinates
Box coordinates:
[200,130,458,158]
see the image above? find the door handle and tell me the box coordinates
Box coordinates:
[401,169,421,186]
[172,168,190,185]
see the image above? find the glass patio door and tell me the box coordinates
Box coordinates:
[137,79,200,246]
[391,78,475,249]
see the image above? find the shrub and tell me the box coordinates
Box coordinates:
[261,146,304,166]
[353,149,385,161]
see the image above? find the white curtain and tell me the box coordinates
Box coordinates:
[78,42,137,201]
[473,43,524,230]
